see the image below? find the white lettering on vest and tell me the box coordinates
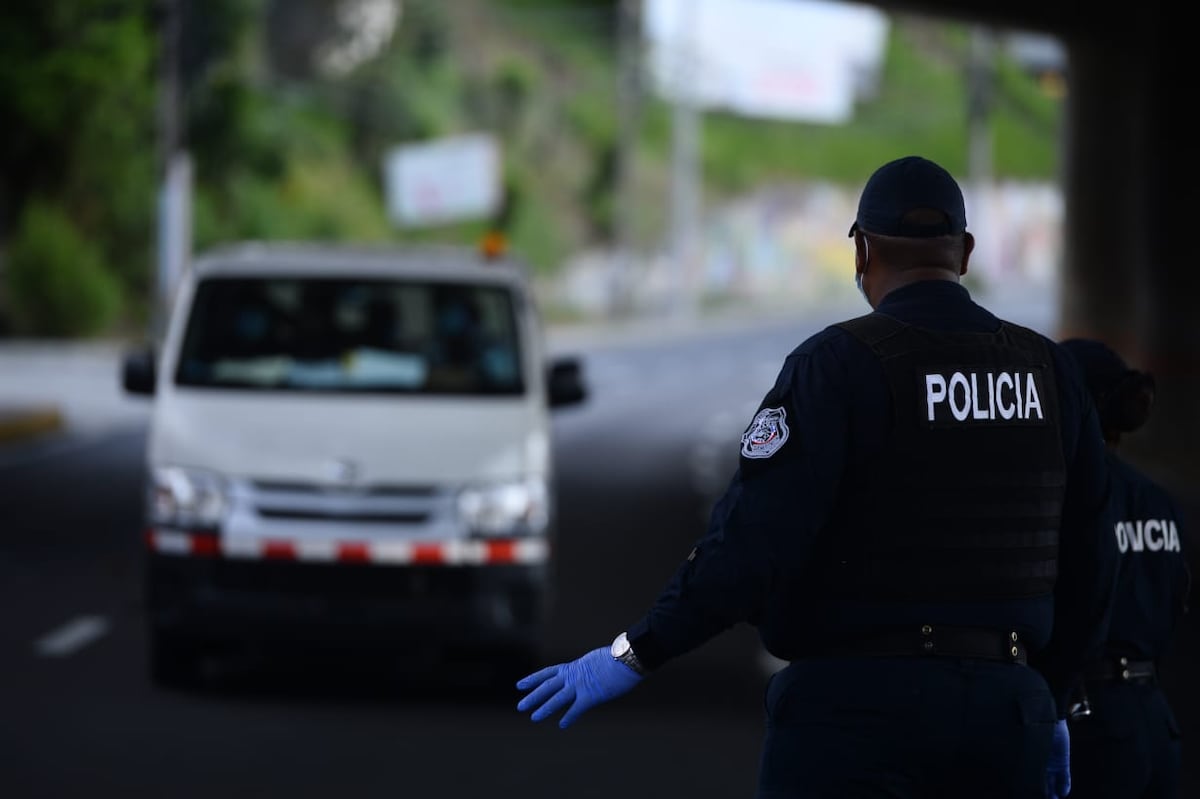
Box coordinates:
[970,373,989,419]
[996,373,1015,419]
[924,370,1046,424]
[926,374,947,421]
[1145,520,1163,551]
[1115,519,1182,554]
[949,373,971,421]
[1024,374,1044,419]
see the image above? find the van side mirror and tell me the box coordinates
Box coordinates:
[547,356,587,408]
[122,347,157,396]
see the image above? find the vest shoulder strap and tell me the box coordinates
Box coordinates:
[834,312,906,344]
[834,312,910,360]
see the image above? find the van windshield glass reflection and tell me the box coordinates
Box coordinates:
[174,277,524,395]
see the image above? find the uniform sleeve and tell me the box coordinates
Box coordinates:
[625,342,851,670]
[1030,389,1120,718]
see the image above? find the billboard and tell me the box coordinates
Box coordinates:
[645,0,890,124]
[383,133,502,227]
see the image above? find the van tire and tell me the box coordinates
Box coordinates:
[148,628,202,690]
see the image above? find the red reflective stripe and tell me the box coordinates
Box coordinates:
[191,534,220,557]
[486,540,517,564]
[144,532,540,565]
[262,540,297,560]
[412,543,443,564]
[337,542,370,563]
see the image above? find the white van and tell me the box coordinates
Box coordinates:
[121,241,587,686]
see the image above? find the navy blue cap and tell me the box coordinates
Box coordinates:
[1059,338,1140,402]
[848,155,968,238]
[1059,337,1156,433]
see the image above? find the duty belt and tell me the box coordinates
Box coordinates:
[1086,657,1157,684]
[817,625,1027,665]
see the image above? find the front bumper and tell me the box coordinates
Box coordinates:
[145,552,551,653]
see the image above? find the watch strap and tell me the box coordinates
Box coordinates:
[612,632,647,675]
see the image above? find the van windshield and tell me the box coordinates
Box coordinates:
[174,277,525,395]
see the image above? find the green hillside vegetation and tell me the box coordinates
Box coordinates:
[0,0,1063,337]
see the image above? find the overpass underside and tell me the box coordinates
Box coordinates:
[886,0,1191,500]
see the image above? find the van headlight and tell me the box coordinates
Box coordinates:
[457,477,549,537]
[148,466,229,529]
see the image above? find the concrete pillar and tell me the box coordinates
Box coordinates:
[1062,18,1199,499]
[1128,17,1200,500]
[1057,36,1143,350]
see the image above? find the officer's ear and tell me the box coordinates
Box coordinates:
[854,231,869,273]
[959,232,975,277]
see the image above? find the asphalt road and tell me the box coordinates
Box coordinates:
[2,301,1196,798]
[0,312,804,799]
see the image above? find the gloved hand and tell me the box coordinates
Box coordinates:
[516,646,643,729]
[1046,718,1071,798]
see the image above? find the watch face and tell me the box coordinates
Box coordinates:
[611,634,630,658]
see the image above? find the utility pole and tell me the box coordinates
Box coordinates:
[157,0,181,172]
[966,25,995,284]
[155,0,191,341]
[611,0,642,319]
[668,0,701,319]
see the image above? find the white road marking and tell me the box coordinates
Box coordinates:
[34,615,111,658]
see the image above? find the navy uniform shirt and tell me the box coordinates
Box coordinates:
[1101,452,1191,662]
[626,280,1118,713]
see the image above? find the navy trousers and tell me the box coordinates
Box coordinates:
[756,656,1057,798]
[1069,681,1181,799]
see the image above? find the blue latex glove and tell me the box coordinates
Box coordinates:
[516,646,643,728]
[1046,718,1071,798]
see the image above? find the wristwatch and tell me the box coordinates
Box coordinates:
[610,631,646,675]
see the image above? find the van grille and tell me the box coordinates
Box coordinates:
[255,508,430,524]
[251,481,437,497]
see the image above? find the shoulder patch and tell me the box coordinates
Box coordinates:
[741,406,790,459]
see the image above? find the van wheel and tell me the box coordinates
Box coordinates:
[148,628,202,690]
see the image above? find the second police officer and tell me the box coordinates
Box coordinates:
[516,155,1121,798]
[1059,338,1191,799]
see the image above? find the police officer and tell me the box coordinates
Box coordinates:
[1058,338,1191,799]
[515,155,1119,798]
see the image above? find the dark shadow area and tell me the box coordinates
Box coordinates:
[153,644,534,708]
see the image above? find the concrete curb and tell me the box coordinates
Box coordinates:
[0,406,64,444]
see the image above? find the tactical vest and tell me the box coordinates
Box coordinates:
[815,312,1066,602]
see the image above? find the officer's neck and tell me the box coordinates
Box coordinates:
[870,268,961,306]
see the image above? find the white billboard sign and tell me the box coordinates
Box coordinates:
[645,0,889,124]
[383,133,502,227]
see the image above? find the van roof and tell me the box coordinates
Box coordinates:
[189,242,530,286]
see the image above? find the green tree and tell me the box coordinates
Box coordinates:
[0,0,157,333]
[5,201,123,337]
